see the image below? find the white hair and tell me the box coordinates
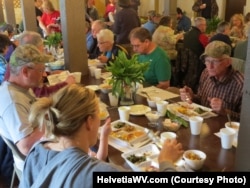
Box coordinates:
[96,29,114,43]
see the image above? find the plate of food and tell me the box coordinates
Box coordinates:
[121,143,160,171]
[109,120,147,146]
[129,105,151,116]
[88,59,102,67]
[167,102,212,120]
[85,85,100,91]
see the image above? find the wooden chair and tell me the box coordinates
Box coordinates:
[0,134,25,188]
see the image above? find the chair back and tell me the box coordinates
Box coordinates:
[231,57,245,74]
[0,133,25,180]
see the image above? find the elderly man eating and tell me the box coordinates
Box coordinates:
[179,41,244,120]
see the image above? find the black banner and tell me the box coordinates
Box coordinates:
[93,172,250,187]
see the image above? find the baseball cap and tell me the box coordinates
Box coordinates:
[10,44,52,67]
[200,41,231,59]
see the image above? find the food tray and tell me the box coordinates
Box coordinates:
[121,143,160,171]
[109,120,147,146]
[167,102,212,120]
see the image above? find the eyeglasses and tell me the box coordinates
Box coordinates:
[27,66,45,73]
[204,58,226,66]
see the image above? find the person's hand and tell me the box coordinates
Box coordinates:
[99,118,111,140]
[65,75,76,85]
[208,97,224,114]
[179,86,193,103]
[176,33,184,40]
[158,139,183,163]
[97,55,108,64]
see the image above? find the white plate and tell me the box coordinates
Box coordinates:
[88,59,103,67]
[129,105,151,116]
[85,85,100,91]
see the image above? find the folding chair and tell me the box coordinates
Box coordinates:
[0,134,25,188]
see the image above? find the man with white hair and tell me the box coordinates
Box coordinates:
[96,29,129,65]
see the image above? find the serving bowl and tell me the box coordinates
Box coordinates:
[183,149,206,171]
[99,83,112,94]
[145,111,160,127]
[162,118,181,132]
[49,60,65,70]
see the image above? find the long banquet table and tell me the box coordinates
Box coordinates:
[81,73,236,172]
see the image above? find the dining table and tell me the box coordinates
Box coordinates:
[81,71,236,172]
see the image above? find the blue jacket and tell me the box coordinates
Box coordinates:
[0,55,7,84]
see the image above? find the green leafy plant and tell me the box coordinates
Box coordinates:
[105,51,149,98]
[206,16,222,34]
[44,32,62,48]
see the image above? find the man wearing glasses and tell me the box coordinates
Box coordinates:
[0,44,50,173]
[129,27,171,90]
[179,41,244,120]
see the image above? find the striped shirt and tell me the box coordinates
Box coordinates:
[195,67,244,120]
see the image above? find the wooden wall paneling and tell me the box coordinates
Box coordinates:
[60,0,88,75]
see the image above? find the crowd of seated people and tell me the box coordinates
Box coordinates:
[1,0,250,186]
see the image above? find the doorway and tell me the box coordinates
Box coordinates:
[225,0,246,22]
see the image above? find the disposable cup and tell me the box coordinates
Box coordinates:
[156,100,169,116]
[89,66,96,77]
[118,106,130,122]
[108,93,119,107]
[160,132,177,143]
[94,68,101,79]
[72,72,81,83]
[220,128,236,149]
[189,116,203,135]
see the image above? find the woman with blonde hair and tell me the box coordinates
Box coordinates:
[39,0,60,37]
[19,84,183,187]
[230,13,246,40]
[152,16,183,60]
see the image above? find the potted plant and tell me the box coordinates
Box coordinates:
[105,50,149,105]
[206,16,222,36]
[44,32,63,56]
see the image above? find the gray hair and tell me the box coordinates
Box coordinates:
[97,29,114,43]
[194,17,206,27]
[18,31,43,47]
[216,21,230,33]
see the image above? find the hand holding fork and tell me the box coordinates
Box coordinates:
[179,86,193,104]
